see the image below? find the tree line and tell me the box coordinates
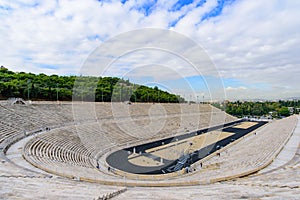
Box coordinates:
[212,100,300,118]
[0,66,184,103]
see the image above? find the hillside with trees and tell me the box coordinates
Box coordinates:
[0,66,184,103]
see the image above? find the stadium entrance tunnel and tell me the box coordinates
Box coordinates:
[106,120,267,175]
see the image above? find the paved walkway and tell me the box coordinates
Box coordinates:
[6,133,53,176]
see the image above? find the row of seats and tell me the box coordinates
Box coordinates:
[1,101,238,184]
[0,125,20,144]
[24,127,94,168]
[0,102,233,134]
[1,101,298,197]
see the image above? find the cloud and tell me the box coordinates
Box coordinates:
[188,1,300,86]
[0,0,299,99]
[226,86,247,91]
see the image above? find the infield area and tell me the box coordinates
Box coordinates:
[106,120,267,174]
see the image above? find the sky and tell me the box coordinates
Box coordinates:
[0,0,299,101]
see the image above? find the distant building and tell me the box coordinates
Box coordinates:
[288,107,294,114]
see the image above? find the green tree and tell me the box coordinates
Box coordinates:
[0,67,185,102]
[278,107,290,117]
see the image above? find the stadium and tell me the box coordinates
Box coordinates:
[1,1,299,199]
[0,99,299,199]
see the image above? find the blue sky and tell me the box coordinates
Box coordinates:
[0,0,300,100]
